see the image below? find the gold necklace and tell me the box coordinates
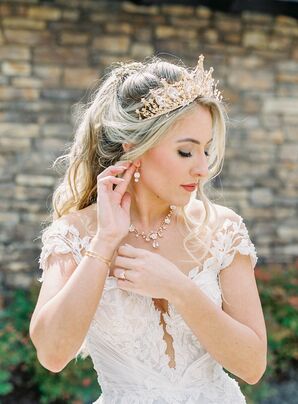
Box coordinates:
[128,205,176,248]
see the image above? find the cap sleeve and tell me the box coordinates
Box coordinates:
[37,219,91,283]
[213,216,258,272]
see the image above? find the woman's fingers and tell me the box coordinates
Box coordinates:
[98,176,125,193]
[114,255,136,269]
[98,176,125,185]
[96,160,136,199]
[109,165,130,174]
[113,163,136,196]
[96,160,131,179]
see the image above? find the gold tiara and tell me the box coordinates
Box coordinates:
[135,55,223,120]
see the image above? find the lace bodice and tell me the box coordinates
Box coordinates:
[37,214,258,404]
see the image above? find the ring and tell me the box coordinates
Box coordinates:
[120,270,126,280]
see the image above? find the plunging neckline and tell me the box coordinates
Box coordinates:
[145,263,206,372]
[103,263,205,372]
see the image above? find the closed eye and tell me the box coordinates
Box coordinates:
[178,150,209,158]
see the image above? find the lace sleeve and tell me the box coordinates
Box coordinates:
[37,219,91,282]
[213,216,258,272]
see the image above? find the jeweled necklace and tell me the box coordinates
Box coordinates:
[129,205,177,248]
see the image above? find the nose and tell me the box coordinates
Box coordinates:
[191,154,209,179]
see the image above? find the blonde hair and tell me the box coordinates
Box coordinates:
[45,55,227,269]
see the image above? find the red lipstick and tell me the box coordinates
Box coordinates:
[181,184,197,192]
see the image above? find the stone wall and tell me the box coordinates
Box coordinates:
[0,0,297,289]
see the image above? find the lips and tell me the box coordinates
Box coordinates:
[181,184,197,192]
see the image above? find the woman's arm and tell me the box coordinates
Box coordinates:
[167,251,267,385]
[30,233,119,372]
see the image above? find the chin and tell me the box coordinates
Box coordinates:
[161,188,194,208]
[171,196,191,208]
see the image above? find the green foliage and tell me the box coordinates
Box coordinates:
[0,263,297,403]
[0,284,101,403]
[256,263,298,376]
[239,262,298,403]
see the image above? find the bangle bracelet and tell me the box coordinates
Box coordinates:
[84,250,112,267]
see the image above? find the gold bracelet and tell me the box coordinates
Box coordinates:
[84,250,112,267]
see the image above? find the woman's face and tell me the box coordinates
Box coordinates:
[139,103,213,206]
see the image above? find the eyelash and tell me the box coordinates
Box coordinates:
[178,150,210,158]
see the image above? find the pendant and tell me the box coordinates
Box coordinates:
[129,224,135,232]
[152,240,159,248]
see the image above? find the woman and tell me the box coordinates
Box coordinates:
[29,55,267,403]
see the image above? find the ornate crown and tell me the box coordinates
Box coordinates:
[135,54,223,120]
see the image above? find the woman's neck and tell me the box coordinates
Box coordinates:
[126,180,175,231]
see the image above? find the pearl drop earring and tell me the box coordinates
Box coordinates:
[134,166,140,183]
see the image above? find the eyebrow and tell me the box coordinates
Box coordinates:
[176,137,213,145]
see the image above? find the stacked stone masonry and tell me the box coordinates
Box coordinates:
[0,1,297,289]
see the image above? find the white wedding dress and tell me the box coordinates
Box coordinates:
[37,214,258,404]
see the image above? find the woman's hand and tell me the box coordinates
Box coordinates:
[95,160,137,242]
[112,244,186,299]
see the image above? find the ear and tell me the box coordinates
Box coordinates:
[122,143,133,153]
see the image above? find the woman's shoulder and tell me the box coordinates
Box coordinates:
[38,205,97,277]
[189,199,241,226]
[45,203,97,239]
[67,203,98,237]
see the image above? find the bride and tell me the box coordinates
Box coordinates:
[29,54,267,403]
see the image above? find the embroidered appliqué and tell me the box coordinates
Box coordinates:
[38,220,92,281]
[211,217,258,272]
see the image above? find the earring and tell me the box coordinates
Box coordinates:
[134,166,140,183]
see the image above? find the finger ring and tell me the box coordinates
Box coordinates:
[121,270,126,280]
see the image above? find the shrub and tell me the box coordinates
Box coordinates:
[239,262,298,403]
[0,284,100,403]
